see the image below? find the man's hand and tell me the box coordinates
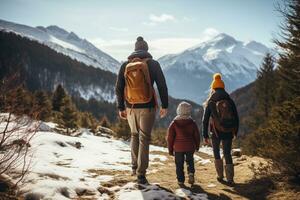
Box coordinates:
[204,138,210,146]
[119,110,127,120]
[233,134,237,140]
[160,108,168,118]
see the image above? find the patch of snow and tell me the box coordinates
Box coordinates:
[44,122,58,129]
[194,155,211,165]
[117,182,201,200]
[207,183,217,188]
[175,188,209,200]
[150,145,168,153]
[149,154,168,162]
[49,35,85,53]
[199,145,215,156]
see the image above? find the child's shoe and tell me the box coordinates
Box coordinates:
[131,169,136,176]
[188,173,195,185]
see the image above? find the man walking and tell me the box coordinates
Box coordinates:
[115,36,168,184]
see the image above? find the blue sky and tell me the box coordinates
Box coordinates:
[0,0,283,60]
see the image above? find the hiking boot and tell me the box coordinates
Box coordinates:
[188,173,195,185]
[137,175,148,185]
[227,180,235,186]
[215,159,224,182]
[225,164,234,185]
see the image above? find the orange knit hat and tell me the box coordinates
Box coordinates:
[211,73,225,89]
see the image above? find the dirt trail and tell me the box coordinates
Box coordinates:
[98,150,299,200]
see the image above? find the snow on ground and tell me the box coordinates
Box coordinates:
[1,118,213,200]
[16,128,169,199]
[117,182,209,200]
[199,145,225,157]
[194,155,212,165]
[199,145,216,156]
[175,188,209,200]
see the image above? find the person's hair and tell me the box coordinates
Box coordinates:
[203,88,215,107]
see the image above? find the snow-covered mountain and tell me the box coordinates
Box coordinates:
[0,30,117,103]
[0,19,120,73]
[159,33,274,103]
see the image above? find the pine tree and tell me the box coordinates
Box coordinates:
[52,84,67,112]
[34,91,52,121]
[6,87,33,115]
[80,112,92,128]
[60,96,78,134]
[88,113,98,133]
[99,116,111,128]
[275,0,300,102]
[255,53,277,119]
[244,97,300,176]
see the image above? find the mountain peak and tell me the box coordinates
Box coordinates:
[46,25,69,35]
[244,40,269,53]
[211,33,237,47]
[214,33,235,40]
[67,31,80,41]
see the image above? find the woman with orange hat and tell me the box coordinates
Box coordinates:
[202,73,239,185]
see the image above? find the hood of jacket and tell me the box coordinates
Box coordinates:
[173,118,194,128]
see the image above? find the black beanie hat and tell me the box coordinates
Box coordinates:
[135,36,148,51]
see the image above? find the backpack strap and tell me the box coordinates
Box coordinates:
[140,58,158,111]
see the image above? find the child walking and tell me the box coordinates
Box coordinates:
[167,102,200,186]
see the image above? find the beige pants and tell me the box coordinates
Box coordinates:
[126,108,156,176]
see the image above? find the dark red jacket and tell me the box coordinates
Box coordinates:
[167,119,200,153]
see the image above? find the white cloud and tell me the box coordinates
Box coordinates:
[143,13,176,26]
[149,14,175,23]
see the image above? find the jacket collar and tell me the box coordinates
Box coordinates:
[128,50,153,60]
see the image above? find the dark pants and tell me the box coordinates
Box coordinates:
[174,152,195,183]
[211,136,233,164]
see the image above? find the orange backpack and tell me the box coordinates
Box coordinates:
[124,58,155,105]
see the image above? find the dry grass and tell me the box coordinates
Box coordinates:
[149,150,168,156]
[55,161,72,168]
[38,173,70,181]
[87,169,131,177]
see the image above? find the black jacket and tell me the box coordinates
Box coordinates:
[115,50,168,111]
[202,88,239,139]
